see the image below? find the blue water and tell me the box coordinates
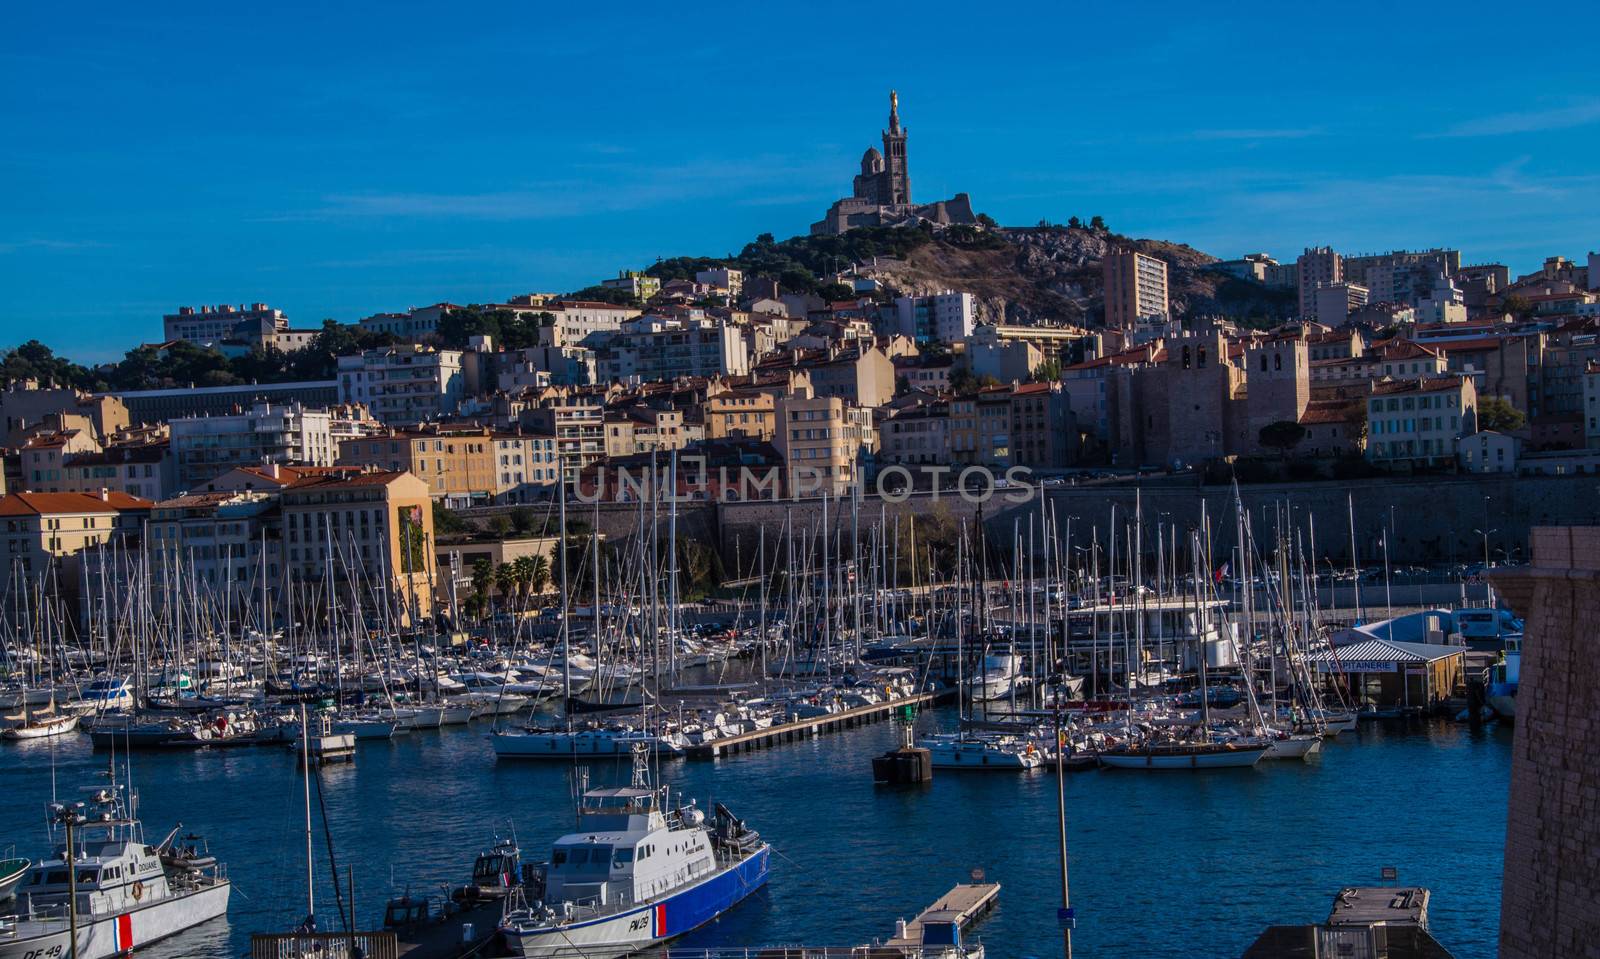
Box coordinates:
[0,715,1511,958]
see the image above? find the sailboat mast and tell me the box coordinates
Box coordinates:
[301,701,315,926]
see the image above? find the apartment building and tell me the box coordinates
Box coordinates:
[1313,281,1369,327]
[533,300,641,348]
[278,471,436,622]
[497,345,597,389]
[1103,250,1170,329]
[773,393,876,496]
[146,491,281,594]
[703,389,776,442]
[356,303,457,340]
[948,386,1015,467]
[1009,383,1076,468]
[1366,376,1478,467]
[163,303,288,346]
[1297,247,1342,320]
[19,429,102,491]
[60,441,176,502]
[168,401,337,491]
[600,270,661,300]
[337,345,465,424]
[0,490,152,577]
[803,345,897,408]
[337,426,559,505]
[603,407,689,458]
[892,291,975,344]
[881,402,950,466]
[597,321,751,383]
[518,399,606,480]
[694,268,743,298]
[0,386,129,447]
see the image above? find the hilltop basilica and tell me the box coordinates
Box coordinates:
[810,91,978,235]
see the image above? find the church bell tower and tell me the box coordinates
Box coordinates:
[881,90,910,206]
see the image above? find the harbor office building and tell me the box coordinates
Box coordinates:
[1309,637,1466,712]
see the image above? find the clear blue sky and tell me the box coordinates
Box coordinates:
[3,1,1597,362]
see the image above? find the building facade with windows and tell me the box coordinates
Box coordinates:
[337,345,465,424]
[1103,250,1170,329]
[1365,376,1478,467]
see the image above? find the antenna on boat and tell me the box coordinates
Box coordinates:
[629,741,651,788]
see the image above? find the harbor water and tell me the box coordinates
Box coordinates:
[0,713,1511,958]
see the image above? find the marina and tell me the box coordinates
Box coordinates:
[0,710,1511,958]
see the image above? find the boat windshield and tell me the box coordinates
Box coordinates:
[555,844,613,877]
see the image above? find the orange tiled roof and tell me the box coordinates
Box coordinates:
[0,491,152,515]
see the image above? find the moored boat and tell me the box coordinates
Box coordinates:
[0,787,230,959]
[498,749,769,958]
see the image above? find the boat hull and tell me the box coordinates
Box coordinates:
[1263,735,1323,760]
[1100,745,1267,769]
[0,880,230,959]
[503,847,768,959]
[491,731,684,759]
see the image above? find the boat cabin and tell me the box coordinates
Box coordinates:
[539,787,716,913]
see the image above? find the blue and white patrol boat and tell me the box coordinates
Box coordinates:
[0,784,230,959]
[498,748,769,958]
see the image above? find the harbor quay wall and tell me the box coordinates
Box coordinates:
[700,473,1600,570]
[1492,529,1600,959]
[529,472,1600,571]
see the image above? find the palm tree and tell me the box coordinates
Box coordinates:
[511,556,536,603]
[528,555,551,602]
[494,562,517,602]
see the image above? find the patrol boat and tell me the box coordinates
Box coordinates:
[0,784,230,959]
[499,747,769,958]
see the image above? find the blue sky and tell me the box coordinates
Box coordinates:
[3,1,1598,361]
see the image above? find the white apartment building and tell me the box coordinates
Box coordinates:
[498,346,597,389]
[597,321,751,383]
[533,301,641,348]
[357,303,457,340]
[337,345,465,424]
[1313,281,1370,327]
[894,291,976,343]
[1366,376,1478,467]
[694,268,743,298]
[169,401,337,491]
[601,271,661,300]
[1102,251,1169,329]
[163,303,287,346]
[1298,247,1342,320]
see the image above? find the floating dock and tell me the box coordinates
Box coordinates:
[686,693,934,759]
[883,882,1001,951]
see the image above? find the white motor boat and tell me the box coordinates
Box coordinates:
[918,733,1045,770]
[499,751,768,958]
[1262,731,1323,761]
[491,726,687,759]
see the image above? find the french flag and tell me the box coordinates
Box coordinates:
[654,903,668,937]
[1214,562,1230,584]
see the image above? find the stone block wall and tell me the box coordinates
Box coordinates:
[1492,527,1600,959]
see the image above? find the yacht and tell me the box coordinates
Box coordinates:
[0,787,230,959]
[498,750,768,958]
[918,733,1045,770]
[491,725,687,759]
